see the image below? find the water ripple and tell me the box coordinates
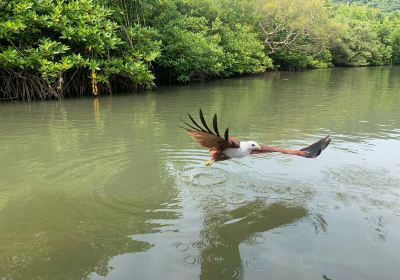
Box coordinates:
[182,255,200,265]
[190,168,229,187]
[173,242,189,252]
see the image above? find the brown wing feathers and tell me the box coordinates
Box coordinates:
[187,113,207,132]
[212,113,220,137]
[199,109,214,135]
[181,109,238,149]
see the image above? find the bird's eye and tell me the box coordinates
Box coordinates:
[252,144,255,147]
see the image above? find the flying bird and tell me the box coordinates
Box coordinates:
[181,109,331,166]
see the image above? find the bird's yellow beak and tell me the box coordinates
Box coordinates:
[203,159,215,166]
[256,143,261,150]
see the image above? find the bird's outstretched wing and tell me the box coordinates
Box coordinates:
[251,136,331,158]
[300,135,331,158]
[180,109,240,149]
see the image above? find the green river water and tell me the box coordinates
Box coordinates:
[0,67,400,280]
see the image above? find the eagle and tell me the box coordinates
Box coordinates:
[181,109,331,166]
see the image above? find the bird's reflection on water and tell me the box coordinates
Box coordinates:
[1,67,400,279]
[197,200,307,279]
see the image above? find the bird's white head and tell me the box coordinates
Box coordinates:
[240,141,261,152]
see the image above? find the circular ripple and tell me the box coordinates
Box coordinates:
[246,234,266,245]
[173,242,189,252]
[91,183,152,216]
[230,267,244,278]
[183,255,200,265]
[190,168,229,187]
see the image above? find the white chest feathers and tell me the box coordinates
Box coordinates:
[223,141,261,159]
[223,147,251,158]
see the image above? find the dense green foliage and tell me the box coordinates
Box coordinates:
[256,0,400,68]
[0,0,161,100]
[257,0,334,69]
[330,4,393,66]
[0,0,400,100]
[333,0,400,12]
[130,0,272,82]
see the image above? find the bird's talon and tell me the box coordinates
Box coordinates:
[203,159,215,166]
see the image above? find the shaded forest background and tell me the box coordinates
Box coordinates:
[334,0,400,12]
[1,0,400,100]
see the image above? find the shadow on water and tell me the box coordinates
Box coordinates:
[198,200,307,279]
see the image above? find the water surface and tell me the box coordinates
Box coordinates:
[1,67,400,279]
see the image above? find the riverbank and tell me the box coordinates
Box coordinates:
[2,65,398,103]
